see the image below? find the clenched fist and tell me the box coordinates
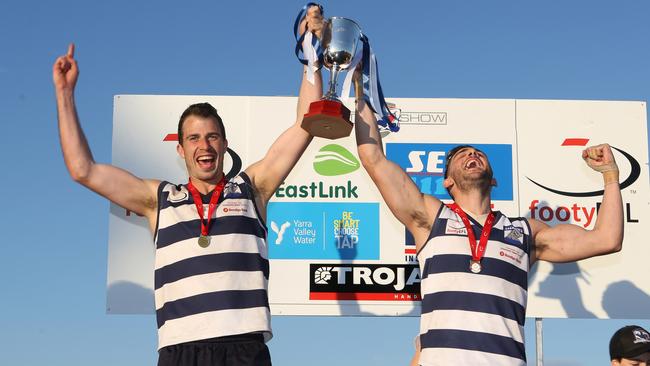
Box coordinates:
[582,143,620,185]
[582,143,618,173]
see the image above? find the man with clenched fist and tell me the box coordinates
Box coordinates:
[352,84,623,365]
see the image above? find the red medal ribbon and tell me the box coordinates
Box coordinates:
[447,203,495,263]
[187,176,226,237]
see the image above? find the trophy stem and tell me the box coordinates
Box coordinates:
[325,65,342,100]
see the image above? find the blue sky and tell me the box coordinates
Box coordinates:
[1,1,649,365]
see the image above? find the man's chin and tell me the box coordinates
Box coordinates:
[193,170,220,181]
[459,176,492,192]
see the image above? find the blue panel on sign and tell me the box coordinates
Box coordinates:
[267,202,379,260]
[385,143,513,201]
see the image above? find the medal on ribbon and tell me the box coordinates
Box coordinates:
[447,203,495,274]
[187,176,226,248]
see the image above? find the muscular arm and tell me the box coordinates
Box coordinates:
[54,44,159,226]
[245,65,319,204]
[530,144,623,264]
[354,91,440,250]
[245,7,323,204]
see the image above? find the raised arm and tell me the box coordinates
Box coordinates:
[353,81,441,249]
[54,44,159,228]
[529,143,623,264]
[245,6,323,204]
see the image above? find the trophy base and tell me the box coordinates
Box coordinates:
[302,100,353,139]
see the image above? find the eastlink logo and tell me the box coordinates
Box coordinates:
[385,143,514,200]
[274,181,358,199]
[309,263,420,301]
[275,145,360,200]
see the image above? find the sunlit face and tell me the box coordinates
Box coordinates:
[612,352,650,366]
[176,115,228,183]
[443,146,494,194]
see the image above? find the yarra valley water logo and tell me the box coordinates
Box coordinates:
[313,144,360,176]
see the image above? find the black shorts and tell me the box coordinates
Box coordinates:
[158,334,271,366]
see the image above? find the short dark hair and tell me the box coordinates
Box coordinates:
[177,102,226,143]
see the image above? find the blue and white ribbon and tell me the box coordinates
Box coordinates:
[341,35,398,133]
[341,46,363,100]
[294,3,323,84]
[360,34,399,133]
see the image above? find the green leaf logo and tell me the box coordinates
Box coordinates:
[313,144,360,176]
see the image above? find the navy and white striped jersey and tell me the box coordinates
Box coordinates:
[417,204,531,366]
[153,173,272,350]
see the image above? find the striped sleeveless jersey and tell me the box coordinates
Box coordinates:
[154,173,272,350]
[417,205,531,365]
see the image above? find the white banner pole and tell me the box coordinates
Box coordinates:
[535,317,544,366]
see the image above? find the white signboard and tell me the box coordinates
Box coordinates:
[107,95,650,319]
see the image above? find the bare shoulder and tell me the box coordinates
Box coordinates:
[526,218,550,264]
[143,178,163,200]
[424,194,443,219]
[243,163,263,192]
[136,179,163,221]
[527,218,550,238]
[239,166,268,219]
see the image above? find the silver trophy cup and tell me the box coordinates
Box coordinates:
[322,17,361,99]
[302,17,362,139]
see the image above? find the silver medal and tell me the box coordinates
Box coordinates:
[470,260,482,274]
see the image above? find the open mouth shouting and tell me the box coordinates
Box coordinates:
[464,157,482,171]
[196,153,217,170]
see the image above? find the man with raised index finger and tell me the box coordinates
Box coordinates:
[53,6,326,366]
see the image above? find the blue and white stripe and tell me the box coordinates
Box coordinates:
[417,205,531,366]
[154,173,272,350]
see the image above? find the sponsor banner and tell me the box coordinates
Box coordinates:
[516,99,650,319]
[108,95,649,318]
[268,202,379,260]
[309,263,420,301]
[385,143,513,201]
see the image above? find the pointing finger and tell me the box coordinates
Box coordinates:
[67,43,75,58]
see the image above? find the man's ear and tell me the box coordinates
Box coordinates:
[491,178,497,187]
[176,143,185,158]
[443,177,454,189]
